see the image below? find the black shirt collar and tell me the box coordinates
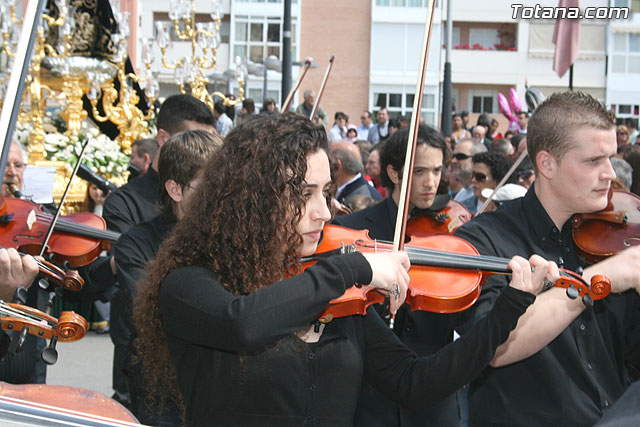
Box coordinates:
[522,186,571,246]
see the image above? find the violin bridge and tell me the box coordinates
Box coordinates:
[27,210,36,231]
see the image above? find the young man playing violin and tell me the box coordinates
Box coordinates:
[333,124,467,427]
[112,129,221,425]
[454,91,640,426]
[133,113,554,426]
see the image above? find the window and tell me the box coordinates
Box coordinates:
[469,28,499,49]
[612,33,640,73]
[611,104,640,118]
[233,15,297,63]
[373,90,436,126]
[468,90,497,114]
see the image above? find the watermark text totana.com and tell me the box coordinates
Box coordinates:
[511,4,629,20]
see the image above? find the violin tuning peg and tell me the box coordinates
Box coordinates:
[43,291,58,316]
[41,336,58,365]
[38,278,51,290]
[582,294,594,308]
[557,257,565,269]
[15,326,29,353]
[566,284,579,300]
[11,286,27,305]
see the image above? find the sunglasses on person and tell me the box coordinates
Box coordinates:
[472,172,489,182]
[517,169,535,181]
[452,153,471,161]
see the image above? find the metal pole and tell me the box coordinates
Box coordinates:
[263,66,268,103]
[0,0,47,180]
[441,0,453,135]
[281,0,292,109]
[569,64,574,91]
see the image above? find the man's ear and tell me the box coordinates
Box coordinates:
[165,179,183,204]
[386,164,400,185]
[536,150,555,179]
[143,153,152,168]
[157,128,171,146]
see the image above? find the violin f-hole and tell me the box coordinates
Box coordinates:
[623,236,640,247]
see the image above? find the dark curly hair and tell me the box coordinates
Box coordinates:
[134,112,329,409]
[472,151,514,184]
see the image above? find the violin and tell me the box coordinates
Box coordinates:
[305,225,611,323]
[0,382,138,425]
[0,195,120,268]
[572,190,640,264]
[407,195,472,236]
[0,300,87,365]
[3,249,84,292]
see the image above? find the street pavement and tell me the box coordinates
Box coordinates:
[46,330,114,398]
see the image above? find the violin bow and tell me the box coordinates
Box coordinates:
[38,138,94,257]
[310,55,335,122]
[280,58,313,113]
[392,0,437,253]
[475,148,528,215]
[0,0,47,180]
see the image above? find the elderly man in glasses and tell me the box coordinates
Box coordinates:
[459,151,512,213]
[2,142,26,198]
[449,138,487,202]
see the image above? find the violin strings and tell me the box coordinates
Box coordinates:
[0,302,52,326]
[25,215,119,242]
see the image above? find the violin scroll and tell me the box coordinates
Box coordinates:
[552,270,611,307]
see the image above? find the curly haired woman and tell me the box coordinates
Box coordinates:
[134,112,554,426]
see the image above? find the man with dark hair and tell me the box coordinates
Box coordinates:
[214,101,233,137]
[236,98,256,126]
[460,110,471,132]
[114,130,222,425]
[334,124,463,427]
[357,110,373,140]
[104,94,215,234]
[624,117,638,143]
[330,141,381,205]
[517,110,529,134]
[454,91,640,426]
[103,94,215,408]
[128,138,158,178]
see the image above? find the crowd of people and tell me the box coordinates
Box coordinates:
[0,90,638,427]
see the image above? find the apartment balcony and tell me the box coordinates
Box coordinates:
[449,48,519,85]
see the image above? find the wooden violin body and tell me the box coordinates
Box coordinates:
[407,199,473,236]
[572,190,640,264]
[308,225,611,323]
[0,382,138,426]
[0,197,119,268]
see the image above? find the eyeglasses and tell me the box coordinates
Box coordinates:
[472,172,489,182]
[452,153,471,161]
[517,169,535,181]
[6,162,25,171]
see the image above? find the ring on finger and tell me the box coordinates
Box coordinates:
[389,282,400,298]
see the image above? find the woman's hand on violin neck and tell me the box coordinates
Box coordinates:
[508,254,559,295]
[0,248,38,301]
[584,245,640,295]
[362,251,410,316]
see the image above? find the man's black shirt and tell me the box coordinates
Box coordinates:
[103,167,159,234]
[333,196,461,427]
[454,187,640,426]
